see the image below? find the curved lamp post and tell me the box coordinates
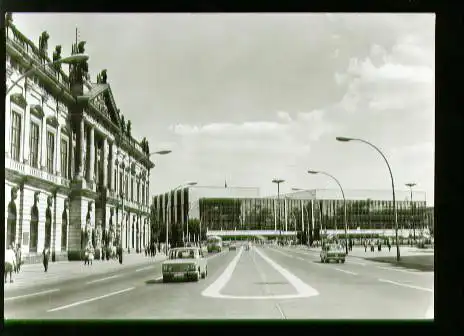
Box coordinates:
[7,54,89,94]
[308,170,349,255]
[336,136,400,262]
[272,179,285,244]
[166,181,197,254]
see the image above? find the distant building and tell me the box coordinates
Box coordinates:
[152,185,429,243]
[5,15,154,262]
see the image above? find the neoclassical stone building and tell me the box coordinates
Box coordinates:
[5,15,154,262]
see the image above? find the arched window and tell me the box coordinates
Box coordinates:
[7,201,17,248]
[45,207,52,248]
[61,210,68,251]
[30,206,39,252]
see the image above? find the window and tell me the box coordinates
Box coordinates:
[10,111,22,161]
[125,175,129,200]
[142,184,145,205]
[114,169,117,192]
[137,182,140,203]
[46,131,55,174]
[131,178,134,202]
[29,122,40,167]
[119,171,123,196]
[60,139,68,178]
[61,211,68,251]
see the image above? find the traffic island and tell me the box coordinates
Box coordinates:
[365,255,434,272]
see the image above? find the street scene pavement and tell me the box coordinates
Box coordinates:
[4,246,434,320]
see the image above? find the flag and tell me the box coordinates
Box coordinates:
[224,179,227,188]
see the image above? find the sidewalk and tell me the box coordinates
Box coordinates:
[294,245,434,271]
[5,253,166,291]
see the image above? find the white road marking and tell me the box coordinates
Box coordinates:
[4,289,60,301]
[47,287,135,312]
[296,256,304,261]
[334,268,358,275]
[201,248,244,298]
[202,247,319,300]
[86,274,121,285]
[378,279,433,292]
[346,260,366,266]
[136,266,154,272]
[270,249,294,258]
[377,266,427,275]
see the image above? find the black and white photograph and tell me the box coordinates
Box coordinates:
[4,13,434,320]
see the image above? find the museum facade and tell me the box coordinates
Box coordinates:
[5,15,154,262]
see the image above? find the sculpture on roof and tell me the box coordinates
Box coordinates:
[5,13,13,26]
[126,120,132,138]
[96,69,108,84]
[120,115,125,133]
[38,31,50,56]
[69,40,90,87]
[52,45,62,70]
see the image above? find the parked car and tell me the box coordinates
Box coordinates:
[320,244,346,263]
[162,247,208,282]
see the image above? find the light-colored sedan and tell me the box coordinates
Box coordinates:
[320,244,346,263]
[162,247,208,282]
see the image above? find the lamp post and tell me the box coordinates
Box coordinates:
[272,179,285,244]
[308,170,349,255]
[7,54,89,94]
[336,136,400,262]
[166,182,197,254]
[405,183,417,243]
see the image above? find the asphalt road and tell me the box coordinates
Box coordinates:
[4,246,434,320]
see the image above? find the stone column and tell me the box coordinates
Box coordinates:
[22,105,31,163]
[5,95,11,157]
[55,125,61,175]
[102,137,108,187]
[40,116,47,169]
[78,118,85,178]
[109,143,115,190]
[89,126,95,183]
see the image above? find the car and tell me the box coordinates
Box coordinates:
[162,247,208,282]
[320,244,346,263]
[229,244,237,251]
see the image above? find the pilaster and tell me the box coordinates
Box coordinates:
[89,126,95,182]
[102,137,108,187]
[78,118,85,179]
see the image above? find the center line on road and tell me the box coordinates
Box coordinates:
[47,287,135,312]
[4,289,60,301]
[378,279,433,292]
[86,274,121,285]
[334,268,358,275]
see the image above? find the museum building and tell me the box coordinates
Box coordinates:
[5,15,154,262]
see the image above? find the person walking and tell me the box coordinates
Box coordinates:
[42,246,50,272]
[5,244,17,283]
[15,244,22,273]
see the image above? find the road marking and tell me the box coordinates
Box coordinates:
[270,249,294,258]
[377,266,427,275]
[136,266,154,272]
[86,274,121,285]
[378,279,433,292]
[47,287,135,312]
[346,260,366,266]
[334,268,358,275]
[296,256,304,261]
[202,247,319,300]
[4,289,60,301]
[201,248,244,298]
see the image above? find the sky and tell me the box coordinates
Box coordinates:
[11,13,435,205]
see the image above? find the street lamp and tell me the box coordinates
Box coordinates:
[308,170,349,255]
[150,150,172,156]
[405,182,417,242]
[7,54,89,94]
[166,182,197,254]
[336,136,400,262]
[272,179,285,244]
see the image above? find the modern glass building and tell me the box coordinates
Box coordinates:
[151,186,429,244]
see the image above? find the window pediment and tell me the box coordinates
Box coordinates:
[10,93,27,109]
[30,105,44,118]
[46,116,59,128]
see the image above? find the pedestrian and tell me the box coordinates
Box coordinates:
[364,241,367,252]
[88,247,94,266]
[15,244,22,273]
[42,246,50,272]
[388,241,391,252]
[5,244,17,283]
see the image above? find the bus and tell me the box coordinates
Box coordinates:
[207,236,223,253]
